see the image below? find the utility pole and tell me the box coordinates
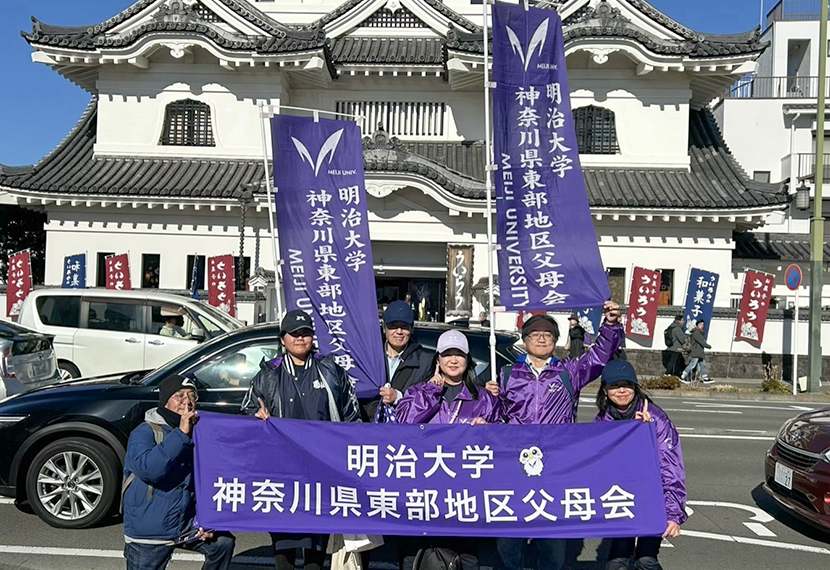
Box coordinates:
[808,2,828,393]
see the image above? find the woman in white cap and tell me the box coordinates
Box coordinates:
[396,329,500,425]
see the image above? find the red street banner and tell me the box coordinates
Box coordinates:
[736,270,774,344]
[208,255,236,317]
[6,250,32,317]
[105,254,132,291]
[625,267,662,339]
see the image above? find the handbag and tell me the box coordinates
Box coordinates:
[373,385,397,424]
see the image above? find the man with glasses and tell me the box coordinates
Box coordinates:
[363,300,434,419]
[241,309,360,570]
[123,375,235,570]
[495,301,622,570]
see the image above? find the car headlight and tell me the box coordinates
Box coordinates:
[0,415,27,426]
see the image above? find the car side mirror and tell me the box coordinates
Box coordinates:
[191,328,205,341]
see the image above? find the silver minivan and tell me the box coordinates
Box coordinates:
[18,289,245,379]
[0,319,61,399]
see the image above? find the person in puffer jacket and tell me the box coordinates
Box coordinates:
[123,375,235,570]
[594,360,687,570]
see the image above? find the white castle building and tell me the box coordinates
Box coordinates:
[0,0,826,378]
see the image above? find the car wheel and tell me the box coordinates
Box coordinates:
[25,438,120,529]
[58,362,80,380]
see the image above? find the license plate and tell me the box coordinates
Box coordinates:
[775,462,793,490]
[31,359,50,377]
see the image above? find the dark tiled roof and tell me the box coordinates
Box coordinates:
[23,0,326,54]
[330,37,444,64]
[733,232,830,261]
[312,0,480,33]
[0,101,787,210]
[447,0,765,59]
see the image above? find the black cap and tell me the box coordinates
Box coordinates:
[280,310,314,337]
[159,374,197,406]
[383,300,414,326]
[522,315,559,339]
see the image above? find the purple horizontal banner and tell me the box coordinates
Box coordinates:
[194,412,667,538]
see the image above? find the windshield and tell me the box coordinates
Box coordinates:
[191,302,244,330]
[137,329,239,385]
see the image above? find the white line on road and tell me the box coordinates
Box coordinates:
[662,408,742,414]
[0,498,14,504]
[682,530,830,555]
[727,429,769,434]
[676,427,695,431]
[744,522,777,537]
[683,402,815,412]
[680,434,774,441]
[687,500,774,523]
[0,545,274,565]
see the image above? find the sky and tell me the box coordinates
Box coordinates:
[0,0,769,166]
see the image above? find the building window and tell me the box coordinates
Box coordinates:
[236,256,251,291]
[142,254,161,289]
[607,268,626,303]
[753,171,771,183]
[659,269,674,306]
[573,106,619,154]
[187,255,207,290]
[96,252,114,287]
[359,6,427,27]
[159,99,215,147]
[336,100,446,138]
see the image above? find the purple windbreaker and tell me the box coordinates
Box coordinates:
[396,381,501,425]
[500,323,623,425]
[594,400,688,525]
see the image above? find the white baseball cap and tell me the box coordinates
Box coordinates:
[436,329,469,355]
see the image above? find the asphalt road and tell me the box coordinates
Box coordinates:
[0,395,828,570]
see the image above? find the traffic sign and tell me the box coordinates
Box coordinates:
[785,264,802,291]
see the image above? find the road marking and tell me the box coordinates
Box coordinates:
[687,500,774,522]
[744,522,777,537]
[662,408,742,414]
[684,402,815,412]
[0,498,14,504]
[680,434,774,441]
[727,429,768,434]
[676,427,695,431]
[0,545,273,565]
[682,530,830,555]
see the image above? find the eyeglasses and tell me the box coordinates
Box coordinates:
[170,392,198,403]
[286,330,314,338]
[527,331,554,341]
[387,324,412,332]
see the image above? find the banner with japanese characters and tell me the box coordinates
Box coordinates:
[62,254,86,289]
[625,267,661,339]
[446,245,474,317]
[736,270,774,344]
[492,2,610,311]
[194,413,667,538]
[574,307,602,343]
[208,255,236,317]
[6,250,32,317]
[682,268,718,338]
[271,114,384,399]
[105,253,131,291]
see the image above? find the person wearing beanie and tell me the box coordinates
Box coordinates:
[363,300,434,419]
[494,301,622,570]
[595,360,686,570]
[123,375,235,570]
[241,309,360,570]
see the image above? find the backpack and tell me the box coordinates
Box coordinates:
[681,336,693,357]
[412,548,478,570]
[120,422,165,513]
[663,326,673,348]
[501,363,577,420]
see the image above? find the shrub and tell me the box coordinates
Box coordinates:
[640,375,681,390]
[761,364,790,394]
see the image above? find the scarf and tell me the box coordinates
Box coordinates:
[157,406,182,429]
[608,394,642,421]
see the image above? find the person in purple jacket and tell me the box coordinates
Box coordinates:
[494,301,621,570]
[396,329,501,425]
[594,359,686,570]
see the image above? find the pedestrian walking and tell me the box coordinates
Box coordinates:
[242,309,361,570]
[594,360,686,570]
[681,320,712,384]
[663,315,686,377]
[123,375,235,570]
[493,301,622,570]
[564,313,588,358]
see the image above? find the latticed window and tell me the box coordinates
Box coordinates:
[194,3,222,22]
[336,100,446,138]
[160,99,215,146]
[572,106,619,154]
[359,7,427,28]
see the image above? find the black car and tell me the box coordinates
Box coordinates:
[0,322,521,529]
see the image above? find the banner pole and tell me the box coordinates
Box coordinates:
[794,286,799,395]
[482,0,498,386]
[259,101,285,322]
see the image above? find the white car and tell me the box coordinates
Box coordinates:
[18,289,245,379]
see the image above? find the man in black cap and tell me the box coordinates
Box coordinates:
[241,309,360,570]
[123,375,235,570]
[363,300,433,419]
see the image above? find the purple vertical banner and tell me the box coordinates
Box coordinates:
[272,115,385,398]
[492,2,609,311]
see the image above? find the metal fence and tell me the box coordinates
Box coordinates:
[722,76,830,99]
[796,153,830,180]
[766,0,826,28]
